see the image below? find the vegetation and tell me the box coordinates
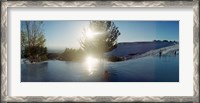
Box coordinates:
[21,21,48,63]
[21,21,122,63]
[80,21,121,58]
[47,53,60,60]
[153,40,178,43]
[106,56,124,62]
[60,48,85,61]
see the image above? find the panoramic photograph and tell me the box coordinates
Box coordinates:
[21,20,179,82]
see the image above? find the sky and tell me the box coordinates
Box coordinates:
[21,21,179,51]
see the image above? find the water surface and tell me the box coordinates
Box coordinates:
[21,56,179,82]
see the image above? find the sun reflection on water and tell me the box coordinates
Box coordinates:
[85,56,98,75]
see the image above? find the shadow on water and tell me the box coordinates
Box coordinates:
[21,62,49,82]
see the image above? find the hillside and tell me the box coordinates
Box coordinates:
[106,41,178,57]
[129,44,179,59]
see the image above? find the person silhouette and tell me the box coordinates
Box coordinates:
[103,70,109,81]
[159,50,162,57]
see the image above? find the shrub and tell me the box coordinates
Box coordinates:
[24,46,48,62]
[60,48,85,61]
[107,56,124,62]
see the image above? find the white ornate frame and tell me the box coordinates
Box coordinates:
[1,1,199,102]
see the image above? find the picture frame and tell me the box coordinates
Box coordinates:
[1,0,199,102]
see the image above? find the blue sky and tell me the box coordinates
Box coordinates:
[21,21,179,50]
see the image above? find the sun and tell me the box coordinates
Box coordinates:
[86,28,100,39]
[86,29,94,38]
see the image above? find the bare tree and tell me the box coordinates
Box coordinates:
[21,21,47,62]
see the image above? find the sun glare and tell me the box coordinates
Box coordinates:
[86,29,100,39]
[85,56,98,75]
